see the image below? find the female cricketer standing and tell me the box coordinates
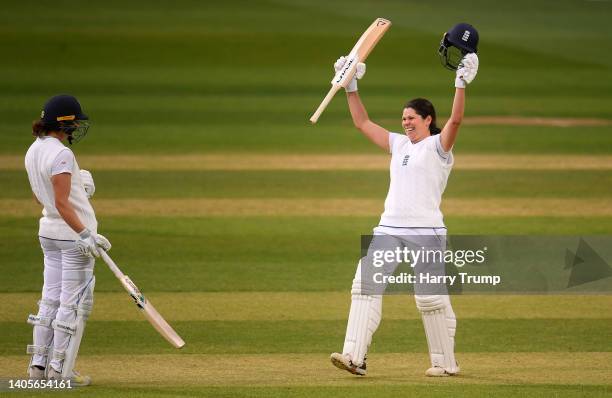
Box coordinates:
[330,24,479,377]
[24,94,110,385]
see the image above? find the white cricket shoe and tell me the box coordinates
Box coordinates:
[425,364,460,377]
[28,366,45,380]
[330,353,367,376]
[47,367,92,386]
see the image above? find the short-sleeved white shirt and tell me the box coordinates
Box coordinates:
[378,133,453,228]
[51,149,74,175]
[25,136,97,240]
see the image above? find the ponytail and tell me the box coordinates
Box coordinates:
[32,120,47,137]
[32,120,60,137]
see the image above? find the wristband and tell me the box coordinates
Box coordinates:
[345,79,358,93]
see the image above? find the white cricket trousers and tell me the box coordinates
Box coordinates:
[31,237,94,370]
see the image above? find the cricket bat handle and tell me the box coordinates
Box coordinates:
[310,85,342,124]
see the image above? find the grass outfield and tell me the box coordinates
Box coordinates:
[1,0,612,397]
[1,295,611,396]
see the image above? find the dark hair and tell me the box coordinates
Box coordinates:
[32,120,53,137]
[31,120,72,138]
[404,98,441,135]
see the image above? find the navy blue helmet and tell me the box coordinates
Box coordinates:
[40,94,90,144]
[438,23,479,70]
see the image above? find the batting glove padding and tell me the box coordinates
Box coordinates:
[76,229,100,258]
[455,53,479,88]
[95,233,112,252]
[334,56,366,93]
[80,170,95,198]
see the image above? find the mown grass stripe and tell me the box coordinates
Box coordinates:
[2,293,610,322]
[3,154,612,171]
[3,198,612,217]
[4,169,611,199]
[0,384,609,398]
[1,353,611,387]
[2,319,611,355]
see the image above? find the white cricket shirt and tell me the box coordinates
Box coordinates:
[25,136,97,240]
[378,133,453,228]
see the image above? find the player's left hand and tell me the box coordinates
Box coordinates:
[455,53,479,88]
[80,170,95,198]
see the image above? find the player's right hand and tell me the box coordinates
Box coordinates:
[76,229,100,258]
[334,56,366,93]
[95,233,112,252]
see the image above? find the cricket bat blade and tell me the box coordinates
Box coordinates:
[309,17,391,124]
[99,250,185,349]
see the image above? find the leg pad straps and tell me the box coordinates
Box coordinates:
[26,345,49,356]
[52,350,66,361]
[27,314,53,328]
[52,319,76,335]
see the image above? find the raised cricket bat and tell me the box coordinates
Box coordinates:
[309,17,391,124]
[99,250,185,349]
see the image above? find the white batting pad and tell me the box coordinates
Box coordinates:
[415,295,458,374]
[27,298,59,370]
[59,276,95,377]
[341,261,382,367]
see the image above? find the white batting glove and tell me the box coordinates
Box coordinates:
[95,233,112,252]
[80,170,95,198]
[455,53,479,89]
[334,56,366,93]
[76,229,100,258]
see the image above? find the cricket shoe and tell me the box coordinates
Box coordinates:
[330,353,367,376]
[425,364,460,377]
[47,367,92,386]
[28,365,45,380]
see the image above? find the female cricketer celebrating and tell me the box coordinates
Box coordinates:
[24,94,110,385]
[330,23,479,377]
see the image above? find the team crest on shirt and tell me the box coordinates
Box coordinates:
[402,155,410,166]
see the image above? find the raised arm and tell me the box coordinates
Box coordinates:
[440,88,465,152]
[346,91,389,151]
[334,57,389,152]
[440,53,479,152]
